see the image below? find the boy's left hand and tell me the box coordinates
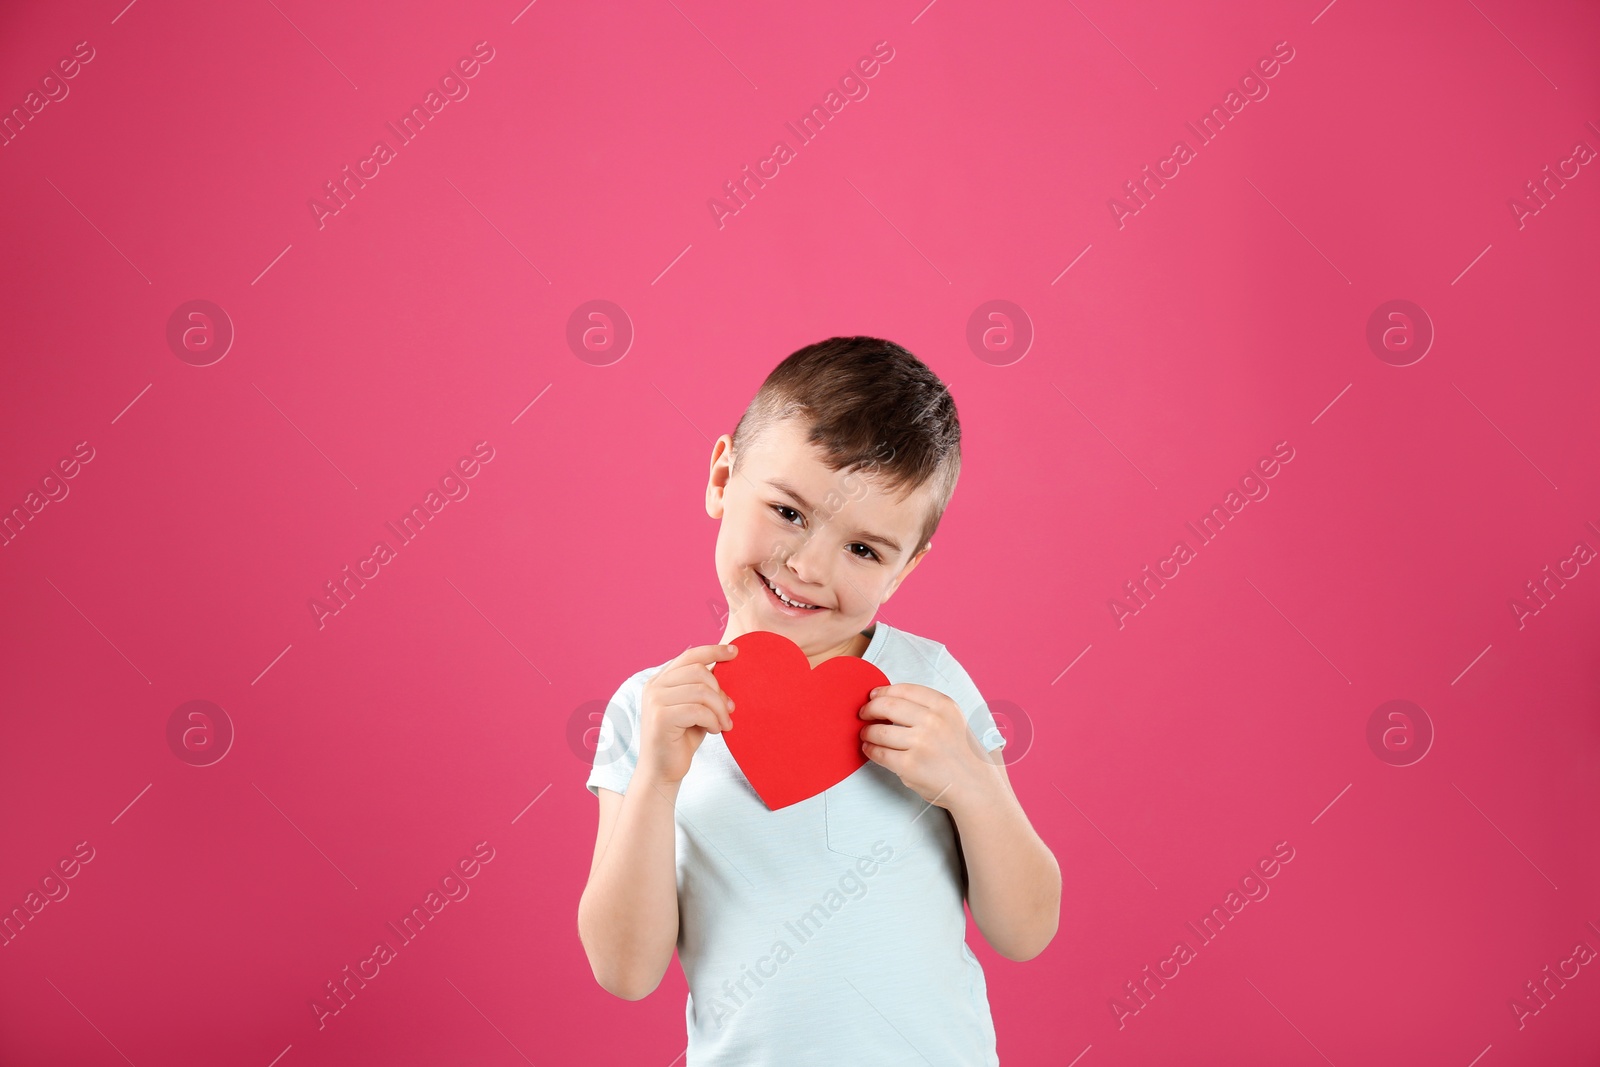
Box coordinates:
[858,683,997,811]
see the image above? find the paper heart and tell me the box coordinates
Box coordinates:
[713,629,891,811]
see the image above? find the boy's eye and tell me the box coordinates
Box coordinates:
[771,505,883,563]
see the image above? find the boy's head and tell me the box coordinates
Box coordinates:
[705,336,962,654]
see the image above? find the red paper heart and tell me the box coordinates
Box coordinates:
[713,629,891,811]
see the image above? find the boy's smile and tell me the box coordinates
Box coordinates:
[706,417,933,668]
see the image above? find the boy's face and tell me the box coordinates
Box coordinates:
[706,417,934,661]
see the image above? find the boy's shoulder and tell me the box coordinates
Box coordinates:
[874,622,962,676]
[882,622,951,657]
[610,658,674,706]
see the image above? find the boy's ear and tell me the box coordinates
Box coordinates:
[706,434,734,518]
[880,542,931,604]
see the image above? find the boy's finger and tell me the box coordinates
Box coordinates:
[872,682,933,707]
[660,661,733,692]
[674,643,740,674]
[859,695,922,725]
[657,680,734,711]
[859,722,912,750]
[663,703,725,734]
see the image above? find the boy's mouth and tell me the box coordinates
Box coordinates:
[755,570,826,612]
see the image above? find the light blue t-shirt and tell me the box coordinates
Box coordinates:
[586,621,1007,1066]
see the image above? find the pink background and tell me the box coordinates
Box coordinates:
[2,0,1598,1063]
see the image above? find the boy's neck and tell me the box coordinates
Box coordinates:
[721,624,876,667]
[811,624,874,667]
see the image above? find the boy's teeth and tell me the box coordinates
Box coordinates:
[766,575,816,608]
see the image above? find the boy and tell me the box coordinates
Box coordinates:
[579,337,1060,1064]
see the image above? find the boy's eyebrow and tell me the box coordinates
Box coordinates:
[767,478,903,555]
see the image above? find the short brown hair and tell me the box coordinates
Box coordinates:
[730,336,962,559]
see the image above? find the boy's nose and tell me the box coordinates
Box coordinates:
[781,536,831,589]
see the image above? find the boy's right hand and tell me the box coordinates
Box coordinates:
[636,643,739,786]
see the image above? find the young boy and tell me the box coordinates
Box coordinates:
[578,336,1060,1065]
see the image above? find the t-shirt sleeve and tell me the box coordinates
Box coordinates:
[933,645,1007,756]
[584,667,652,797]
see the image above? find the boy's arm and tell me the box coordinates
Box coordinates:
[577,776,683,999]
[580,643,737,999]
[858,673,1061,961]
[947,757,1061,962]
